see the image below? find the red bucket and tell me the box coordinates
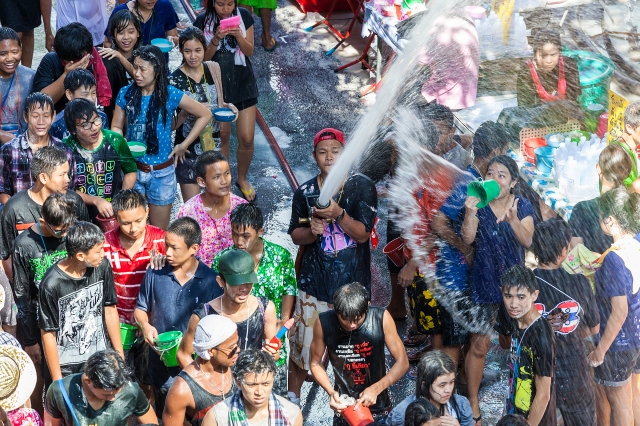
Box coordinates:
[523,138,547,164]
[342,404,374,426]
[95,214,118,233]
[383,237,405,268]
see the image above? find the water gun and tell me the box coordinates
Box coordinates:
[268,318,295,351]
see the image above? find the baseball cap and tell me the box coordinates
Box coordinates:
[313,128,346,147]
[218,249,259,286]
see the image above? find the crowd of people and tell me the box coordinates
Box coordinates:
[0,2,639,426]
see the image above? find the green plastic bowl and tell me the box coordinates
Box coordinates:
[467,179,500,208]
[127,141,147,158]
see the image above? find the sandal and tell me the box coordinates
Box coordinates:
[402,329,427,347]
[473,415,482,426]
[263,36,277,52]
[235,181,257,202]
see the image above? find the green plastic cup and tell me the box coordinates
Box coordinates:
[467,179,500,208]
[120,323,138,350]
[154,331,183,367]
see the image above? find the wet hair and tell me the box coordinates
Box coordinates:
[66,221,105,258]
[42,192,77,227]
[487,155,519,182]
[64,69,96,93]
[179,27,207,52]
[358,126,396,183]
[64,98,99,134]
[472,121,509,159]
[230,203,264,232]
[0,27,21,47]
[599,144,633,187]
[599,187,640,234]
[416,350,457,399]
[84,350,131,391]
[30,146,69,181]
[23,92,54,118]
[496,414,529,426]
[531,29,562,55]
[232,348,277,385]
[112,189,148,215]
[531,219,572,265]
[195,151,228,180]
[424,104,454,128]
[131,45,170,126]
[404,398,440,426]
[500,265,539,293]
[167,217,202,247]
[413,105,441,152]
[333,283,369,322]
[203,0,239,39]
[624,101,640,130]
[108,9,142,51]
[54,23,93,62]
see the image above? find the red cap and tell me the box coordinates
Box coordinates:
[313,128,346,147]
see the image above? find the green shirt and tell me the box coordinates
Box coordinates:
[45,373,150,426]
[213,239,297,366]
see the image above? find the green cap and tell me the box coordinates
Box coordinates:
[218,249,259,286]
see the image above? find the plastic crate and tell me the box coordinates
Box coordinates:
[519,120,581,155]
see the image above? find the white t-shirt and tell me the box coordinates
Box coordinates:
[56,0,108,46]
[212,395,300,425]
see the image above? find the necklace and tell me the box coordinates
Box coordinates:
[194,360,227,395]
[219,297,250,351]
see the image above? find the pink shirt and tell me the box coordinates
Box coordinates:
[420,14,480,110]
[177,193,247,266]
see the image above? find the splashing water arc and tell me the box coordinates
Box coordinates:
[316,0,468,207]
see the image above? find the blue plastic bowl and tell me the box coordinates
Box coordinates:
[151,38,173,53]
[213,108,236,122]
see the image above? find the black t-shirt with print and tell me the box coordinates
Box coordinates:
[287,173,378,304]
[65,129,138,218]
[497,315,556,425]
[13,227,67,347]
[38,258,118,375]
[0,189,90,260]
[45,373,150,426]
[169,66,220,157]
[568,197,613,255]
[534,268,599,380]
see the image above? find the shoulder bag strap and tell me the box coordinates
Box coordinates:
[204,61,225,108]
[57,379,81,426]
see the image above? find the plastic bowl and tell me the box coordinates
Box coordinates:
[151,38,173,53]
[213,108,236,122]
[127,141,147,158]
[545,133,563,148]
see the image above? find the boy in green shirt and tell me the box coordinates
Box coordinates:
[63,98,137,219]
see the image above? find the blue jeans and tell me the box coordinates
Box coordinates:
[133,166,176,206]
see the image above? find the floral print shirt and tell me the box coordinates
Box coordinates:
[177,193,247,266]
[212,239,298,367]
[7,408,43,426]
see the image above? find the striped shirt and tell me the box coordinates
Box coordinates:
[104,225,165,324]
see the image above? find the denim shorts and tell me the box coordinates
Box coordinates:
[594,348,640,387]
[133,165,177,206]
